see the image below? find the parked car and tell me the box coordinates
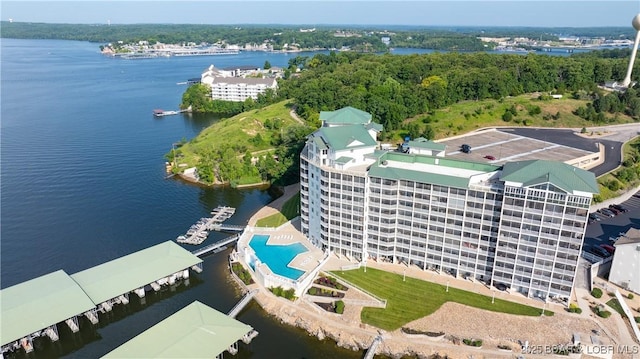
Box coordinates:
[598,208,615,217]
[495,283,508,291]
[461,144,472,153]
[607,206,621,215]
[484,155,496,160]
[599,244,615,255]
[610,204,628,213]
[588,213,601,222]
[584,245,611,258]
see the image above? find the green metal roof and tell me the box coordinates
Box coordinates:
[408,138,446,151]
[312,135,328,150]
[1,270,96,346]
[381,151,501,172]
[367,151,501,189]
[103,301,253,358]
[71,241,201,305]
[366,122,384,132]
[319,106,372,125]
[335,156,353,164]
[501,160,599,194]
[318,125,377,151]
[369,165,471,189]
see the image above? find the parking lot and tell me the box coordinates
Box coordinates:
[436,128,599,166]
[583,191,640,261]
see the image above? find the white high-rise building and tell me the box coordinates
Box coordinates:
[300,107,599,301]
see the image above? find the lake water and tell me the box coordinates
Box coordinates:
[1,38,362,358]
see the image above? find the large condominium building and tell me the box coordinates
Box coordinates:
[300,107,599,301]
[200,65,278,102]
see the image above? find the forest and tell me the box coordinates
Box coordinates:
[276,50,638,137]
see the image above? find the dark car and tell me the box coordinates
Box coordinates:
[598,208,615,217]
[588,213,601,222]
[484,155,496,160]
[461,144,472,153]
[495,283,508,291]
[608,205,622,215]
[584,245,611,258]
[610,204,628,213]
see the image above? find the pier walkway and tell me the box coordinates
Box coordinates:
[177,206,236,245]
[191,234,240,257]
[363,335,383,359]
[228,289,258,318]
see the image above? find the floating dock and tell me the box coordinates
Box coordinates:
[177,206,236,245]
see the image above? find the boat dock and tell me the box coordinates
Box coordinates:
[228,289,258,318]
[191,234,241,257]
[176,206,236,245]
[153,105,192,117]
[363,335,384,359]
[0,241,202,358]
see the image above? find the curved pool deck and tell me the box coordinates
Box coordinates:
[249,234,308,280]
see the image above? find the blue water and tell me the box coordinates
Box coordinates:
[249,235,308,280]
[1,38,363,359]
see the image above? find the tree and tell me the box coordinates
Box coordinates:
[264,60,272,70]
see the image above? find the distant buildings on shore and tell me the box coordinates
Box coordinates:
[300,106,599,302]
[200,65,279,102]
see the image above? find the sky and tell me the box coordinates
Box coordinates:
[2,1,640,27]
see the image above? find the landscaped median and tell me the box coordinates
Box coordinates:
[331,267,553,331]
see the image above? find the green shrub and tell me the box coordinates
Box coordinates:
[634,316,640,323]
[568,303,583,314]
[598,310,612,318]
[591,288,603,298]
[463,338,483,347]
[308,287,317,295]
[628,293,634,299]
[335,300,345,314]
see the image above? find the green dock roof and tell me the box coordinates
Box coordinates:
[103,301,253,359]
[1,270,96,346]
[71,241,201,305]
[501,160,599,194]
[319,106,372,125]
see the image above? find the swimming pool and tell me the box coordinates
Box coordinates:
[249,234,308,280]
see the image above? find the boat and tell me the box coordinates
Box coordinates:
[153,109,179,117]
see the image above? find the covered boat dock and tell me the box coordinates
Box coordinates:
[70,241,203,313]
[0,270,97,356]
[103,301,258,358]
[1,241,203,357]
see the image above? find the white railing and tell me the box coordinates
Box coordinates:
[614,289,640,344]
[324,271,387,308]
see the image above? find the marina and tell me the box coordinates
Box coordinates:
[176,206,237,245]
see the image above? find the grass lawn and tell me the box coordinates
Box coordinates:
[255,192,300,227]
[606,298,625,316]
[391,94,635,142]
[174,100,301,168]
[331,267,552,331]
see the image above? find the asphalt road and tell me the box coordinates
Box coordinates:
[501,127,624,176]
